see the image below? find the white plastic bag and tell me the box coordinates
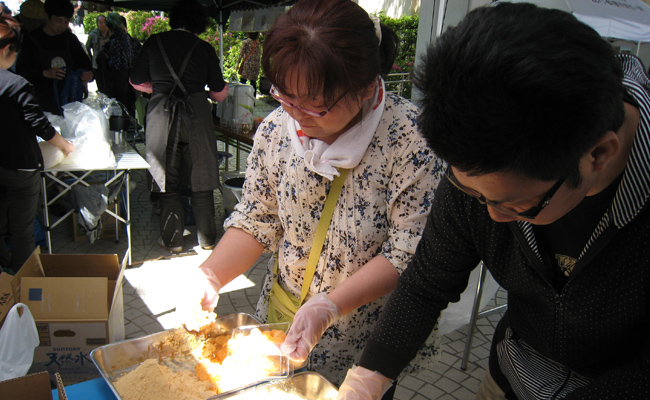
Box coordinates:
[55,102,116,169]
[0,303,39,381]
[438,263,500,335]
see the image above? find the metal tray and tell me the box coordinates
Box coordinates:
[216,371,338,400]
[91,313,283,400]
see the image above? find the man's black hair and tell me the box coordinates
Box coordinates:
[44,0,74,19]
[413,3,625,186]
[169,0,209,35]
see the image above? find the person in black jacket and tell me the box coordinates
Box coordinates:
[338,3,650,400]
[0,16,74,273]
[15,0,92,115]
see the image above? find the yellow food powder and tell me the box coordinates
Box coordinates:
[114,359,217,400]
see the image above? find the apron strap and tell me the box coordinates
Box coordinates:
[156,36,200,169]
[156,35,198,98]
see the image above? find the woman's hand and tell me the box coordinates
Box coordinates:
[47,132,74,156]
[60,140,75,156]
[280,293,342,361]
[198,265,222,312]
[43,67,66,80]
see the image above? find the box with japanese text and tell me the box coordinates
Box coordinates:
[13,247,126,384]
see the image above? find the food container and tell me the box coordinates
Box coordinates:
[217,371,338,400]
[90,313,298,400]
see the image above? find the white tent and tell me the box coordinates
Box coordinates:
[499,0,650,44]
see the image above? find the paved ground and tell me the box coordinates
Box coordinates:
[42,95,507,399]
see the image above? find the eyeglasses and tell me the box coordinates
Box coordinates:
[269,85,346,118]
[445,165,567,219]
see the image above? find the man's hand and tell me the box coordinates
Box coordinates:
[336,366,393,400]
[44,67,66,80]
[280,293,342,362]
[80,70,94,82]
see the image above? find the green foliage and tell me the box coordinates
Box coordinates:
[377,12,418,98]
[93,10,418,97]
[83,11,102,33]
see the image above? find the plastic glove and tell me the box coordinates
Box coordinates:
[280,292,342,361]
[336,366,393,400]
[198,265,222,311]
[177,266,221,332]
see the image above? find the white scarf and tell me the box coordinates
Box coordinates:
[286,77,386,180]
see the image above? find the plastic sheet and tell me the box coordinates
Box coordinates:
[53,101,116,169]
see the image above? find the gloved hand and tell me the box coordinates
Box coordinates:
[198,265,222,311]
[280,292,342,361]
[337,366,393,400]
[177,266,222,332]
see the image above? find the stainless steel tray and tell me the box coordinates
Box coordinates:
[216,371,338,400]
[91,313,265,400]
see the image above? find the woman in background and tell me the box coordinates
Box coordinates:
[236,31,261,95]
[0,16,74,273]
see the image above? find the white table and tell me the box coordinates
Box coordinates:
[41,147,150,265]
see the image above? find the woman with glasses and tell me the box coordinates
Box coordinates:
[0,15,74,273]
[195,0,444,391]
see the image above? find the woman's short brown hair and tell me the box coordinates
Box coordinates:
[0,15,21,53]
[262,0,398,106]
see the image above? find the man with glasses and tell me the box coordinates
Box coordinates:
[337,3,650,400]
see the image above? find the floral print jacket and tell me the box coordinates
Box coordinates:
[225,93,445,384]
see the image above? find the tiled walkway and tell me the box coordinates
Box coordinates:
[43,103,507,398]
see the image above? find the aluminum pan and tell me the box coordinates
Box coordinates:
[214,371,338,400]
[90,313,263,400]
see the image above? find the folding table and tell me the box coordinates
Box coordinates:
[41,147,150,265]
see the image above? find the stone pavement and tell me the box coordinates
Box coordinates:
[44,104,506,399]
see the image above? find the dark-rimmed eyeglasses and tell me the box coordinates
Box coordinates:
[269,85,346,118]
[445,165,567,219]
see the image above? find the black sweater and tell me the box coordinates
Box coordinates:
[0,69,57,170]
[359,55,650,399]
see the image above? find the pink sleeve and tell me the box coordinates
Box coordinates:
[209,85,229,102]
[129,77,153,94]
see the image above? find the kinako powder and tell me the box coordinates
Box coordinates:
[114,359,217,400]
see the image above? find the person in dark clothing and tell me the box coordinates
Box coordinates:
[101,12,133,114]
[130,0,228,253]
[120,14,141,62]
[16,0,93,115]
[85,14,109,95]
[338,3,650,400]
[0,16,74,273]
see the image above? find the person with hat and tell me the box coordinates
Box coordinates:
[15,0,47,33]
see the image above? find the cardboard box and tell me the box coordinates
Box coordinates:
[3,247,126,384]
[72,201,121,243]
[0,272,15,328]
[0,370,68,400]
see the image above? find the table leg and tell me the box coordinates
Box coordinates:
[41,172,52,254]
[126,170,132,265]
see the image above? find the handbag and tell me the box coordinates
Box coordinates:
[267,168,349,324]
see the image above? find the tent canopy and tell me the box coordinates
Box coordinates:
[500,0,650,42]
[85,0,295,27]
